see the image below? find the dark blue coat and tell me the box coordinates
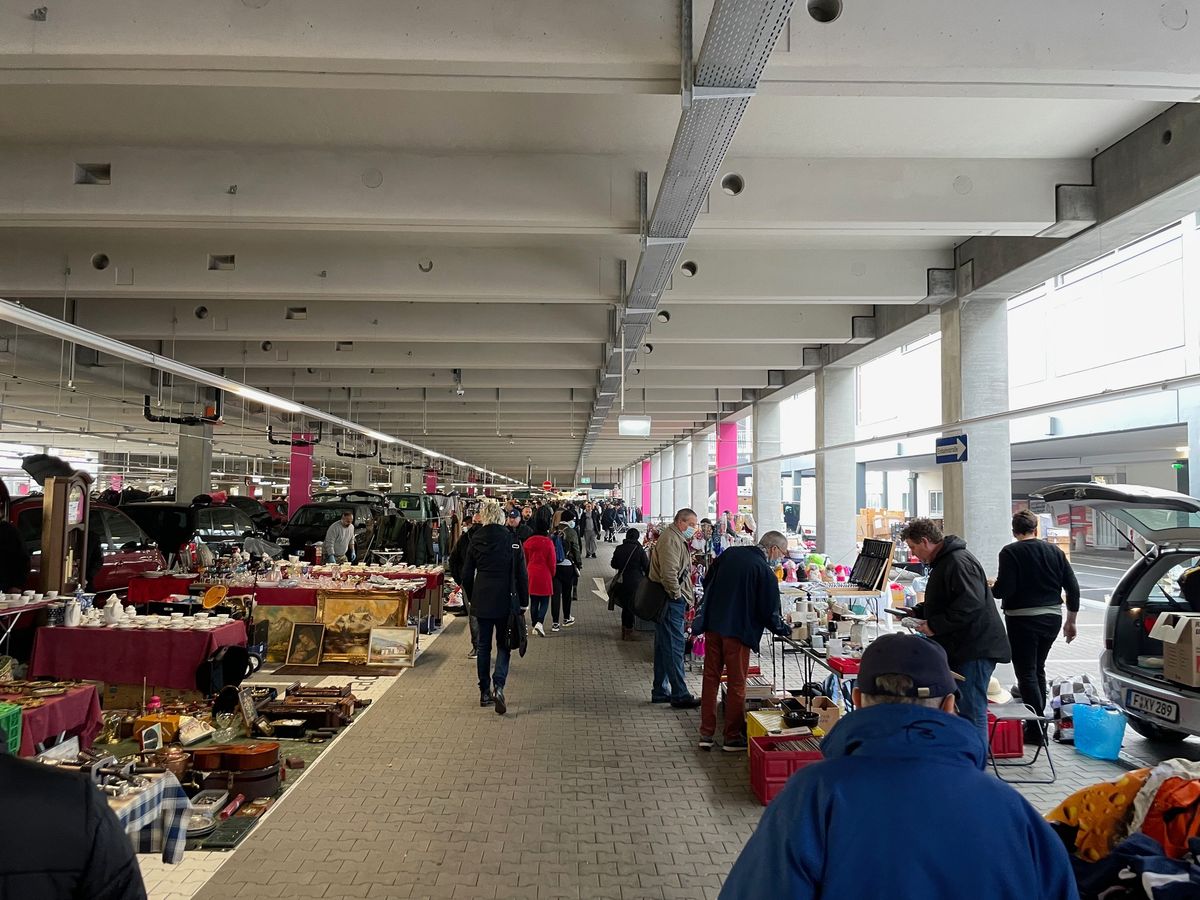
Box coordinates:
[693,545,786,649]
[720,704,1079,900]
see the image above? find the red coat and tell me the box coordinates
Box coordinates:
[523,534,557,596]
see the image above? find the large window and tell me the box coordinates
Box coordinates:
[928,491,944,516]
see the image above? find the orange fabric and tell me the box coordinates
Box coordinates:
[1140,776,1200,859]
[1046,769,1150,862]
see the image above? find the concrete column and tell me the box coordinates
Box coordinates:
[640,458,651,518]
[288,437,314,511]
[941,296,1012,576]
[753,400,785,536]
[815,367,857,565]
[350,462,370,490]
[716,421,738,522]
[650,453,663,519]
[691,432,710,519]
[176,423,212,501]
[673,442,691,513]
[1181,387,1200,498]
[660,447,675,516]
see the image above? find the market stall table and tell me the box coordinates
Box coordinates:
[0,598,54,655]
[125,574,198,605]
[0,683,103,757]
[30,621,247,692]
[107,771,191,864]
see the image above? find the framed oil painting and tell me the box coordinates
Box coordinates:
[366,626,419,668]
[260,605,318,662]
[318,590,406,663]
[286,622,326,666]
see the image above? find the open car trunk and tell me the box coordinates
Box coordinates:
[1033,483,1200,684]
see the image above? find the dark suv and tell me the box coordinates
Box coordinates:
[277,502,376,561]
[11,498,165,594]
[225,495,283,536]
[122,501,261,565]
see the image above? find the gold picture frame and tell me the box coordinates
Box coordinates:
[318,590,407,663]
[259,605,318,662]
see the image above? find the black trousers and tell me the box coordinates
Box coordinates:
[621,604,636,629]
[552,567,578,624]
[1004,612,1061,716]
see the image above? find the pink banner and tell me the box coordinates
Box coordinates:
[288,438,313,512]
[716,422,737,522]
[424,469,438,494]
[640,458,651,517]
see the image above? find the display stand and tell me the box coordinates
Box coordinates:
[41,472,92,594]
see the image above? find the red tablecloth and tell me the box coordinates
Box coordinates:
[0,684,103,757]
[127,576,200,604]
[250,586,318,606]
[30,622,247,691]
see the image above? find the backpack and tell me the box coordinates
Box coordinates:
[552,532,566,564]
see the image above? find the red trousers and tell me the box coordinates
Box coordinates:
[700,632,752,742]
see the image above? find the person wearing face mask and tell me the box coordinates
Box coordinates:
[694,531,793,751]
[648,508,702,708]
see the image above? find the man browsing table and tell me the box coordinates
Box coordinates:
[323,509,356,563]
[649,508,701,709]
[900,518,1010,743]
[695,531,792,751]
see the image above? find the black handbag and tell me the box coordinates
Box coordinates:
[633,576,670,623]
[606,548,636,610]
[504,542,529,656]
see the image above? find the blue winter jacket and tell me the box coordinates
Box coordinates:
[720,703,1079,900]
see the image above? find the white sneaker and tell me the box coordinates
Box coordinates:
[563,616,576,628]
[533,622,545,636]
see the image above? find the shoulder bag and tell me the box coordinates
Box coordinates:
[606,548,636,610]
[504,542,528,656]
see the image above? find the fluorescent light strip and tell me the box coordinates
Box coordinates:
[0,298,520,484]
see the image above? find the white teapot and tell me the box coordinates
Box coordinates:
[102,595,123,625]
[63,598,82,628]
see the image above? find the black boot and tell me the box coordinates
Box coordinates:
[493,686,507,715]
[480,689,494,707]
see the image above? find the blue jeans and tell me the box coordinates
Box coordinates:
[955,657,996,745]
[530,595,550,627]
[475,617,511,693]
[652,600,691,702]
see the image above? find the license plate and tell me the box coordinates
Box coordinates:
[1126,690,1180,723]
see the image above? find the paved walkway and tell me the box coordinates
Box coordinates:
[192,554,1137,900]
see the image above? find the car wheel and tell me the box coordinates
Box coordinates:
[1127,715,1190,743]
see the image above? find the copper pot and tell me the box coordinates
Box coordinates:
[153,747,190,780]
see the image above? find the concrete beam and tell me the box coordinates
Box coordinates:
[641,303,870,343]
[0,229,627,303]
[159,340,601,369]
[959,104,1200,302]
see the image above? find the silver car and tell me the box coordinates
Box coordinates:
[1035,482,1200,743]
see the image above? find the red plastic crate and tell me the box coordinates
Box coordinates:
[987,711,1024,759]
[749,734,824,805]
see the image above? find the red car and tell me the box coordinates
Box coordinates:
[11,498,166,595]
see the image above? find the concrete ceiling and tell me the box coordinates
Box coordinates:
[0,0,1190,485]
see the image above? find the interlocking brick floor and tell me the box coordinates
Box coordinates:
[191,555,1138,900]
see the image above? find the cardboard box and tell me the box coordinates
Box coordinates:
[1149,612,1200,687]
[810,696,841,734]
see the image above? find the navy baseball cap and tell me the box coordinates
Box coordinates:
[506,508,520,519]
[858,633,958,699]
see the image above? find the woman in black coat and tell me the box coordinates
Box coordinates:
[609,527,650,641]
[462,499,529,714]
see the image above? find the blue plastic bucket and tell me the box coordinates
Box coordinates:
[1073,703,1126,761]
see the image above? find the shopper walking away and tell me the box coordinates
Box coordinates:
[696,532,792,751]
[524,519,557,637]
[609,527,650,640]
[552,510,582,631]
[601,504,617,543]
[449,512,483,658]
[991,509,1080,738]
[323,509,356,563]
[462,499,529,714]
[720,634,1078,900]
[900,518,1011,743]
[649,508,701,709]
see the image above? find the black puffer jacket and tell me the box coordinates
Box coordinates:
[912,535,1011,667]
[0,754,147,899]
[462,523,529,619]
